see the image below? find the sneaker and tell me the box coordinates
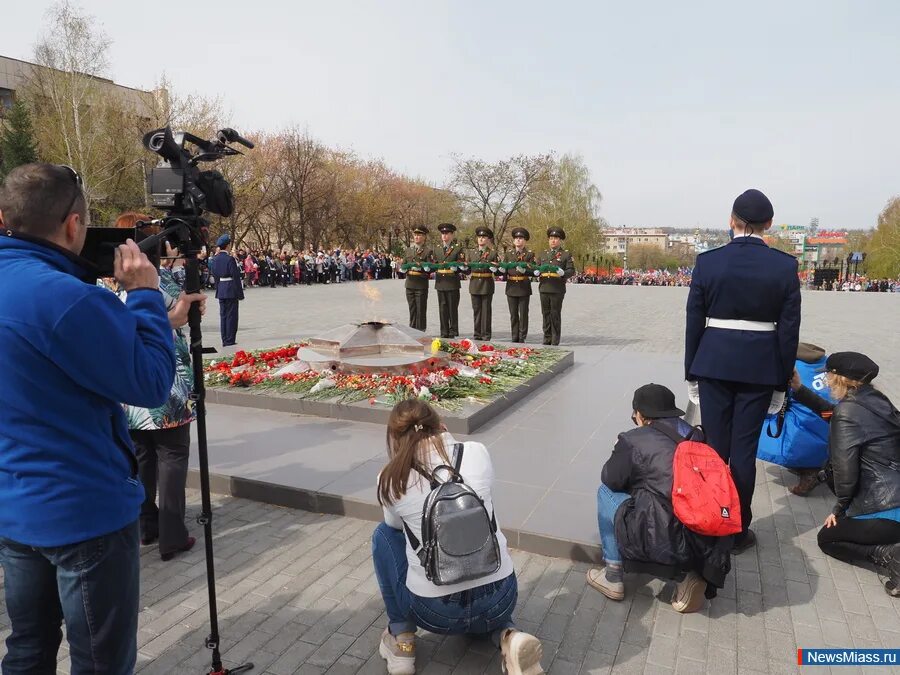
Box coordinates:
[500,629,544,675]
[732,529,757,554]
[672,571,707,613]
[586,567,625,601]
[378,628,416,675]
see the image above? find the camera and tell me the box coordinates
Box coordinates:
[81,126,253,277]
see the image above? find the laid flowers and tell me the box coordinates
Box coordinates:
[204,339,565,409]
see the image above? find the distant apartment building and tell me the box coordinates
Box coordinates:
[602,228,668,257]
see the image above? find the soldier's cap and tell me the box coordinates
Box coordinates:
[475,227,494,239]
[632,383,685,419]
[732,189,774,225]
[826,351,879,384]
[438,223,456,233]
[511,227,530,241]
[412,225,429,235]
[547,226,566,240]
[216,233,231,248]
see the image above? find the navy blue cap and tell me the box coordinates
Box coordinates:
[733,189,774,225]
[216,233,231,248]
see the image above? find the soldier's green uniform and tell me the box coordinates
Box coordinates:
[468,227,500,341]
[504,227,535,343]
[538,226,576,345]
[403,226,434,332]
[433,223,467,338]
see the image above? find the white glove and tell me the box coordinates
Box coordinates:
[489,266,498,273]
[459,264,469,271]
[556,267,565,276]
[516,265,526,273]
[687,380,700,405]
[533,270,541,277]
[768,390,786,415]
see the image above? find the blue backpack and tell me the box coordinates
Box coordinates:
[757,353,834,469]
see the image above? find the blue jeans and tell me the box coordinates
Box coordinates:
[371,522,517,647]
[0,521,140,675]
[597,484,631,565]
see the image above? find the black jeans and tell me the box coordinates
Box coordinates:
[818,516,900,564]
[131,425,191,555]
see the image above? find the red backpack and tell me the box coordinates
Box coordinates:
[652,422,742,537]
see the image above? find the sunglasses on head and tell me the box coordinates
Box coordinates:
[58,164,84,225]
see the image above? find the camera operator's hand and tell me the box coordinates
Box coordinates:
[115,240,159,291]
[168,292,207,329]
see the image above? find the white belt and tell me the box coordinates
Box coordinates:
[217,277,233,281]
[706,318,776,332]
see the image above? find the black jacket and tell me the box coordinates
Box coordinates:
[829,386,900,517]
[602,418,733,593]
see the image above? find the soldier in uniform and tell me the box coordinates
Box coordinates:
[402,225,433,331]
[504,227,535,343]
[433,223,467,338]
[685,188,801,553]
[208,233,244,346]
[468,227,500,341]
[537,226,575,345]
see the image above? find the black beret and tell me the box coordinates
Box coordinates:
[511,227,530,241]
[412,225,429,235]
[438,223,456,233]
[733,189,774,225]
[475,227,494,239]
[826,351,879,384]
[547,226,566,240]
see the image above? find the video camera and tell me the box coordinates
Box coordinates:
[81,126,253,276]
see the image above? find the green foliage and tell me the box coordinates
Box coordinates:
[624,244,685,271]
[0,98,39,180]
[866,197,900,278]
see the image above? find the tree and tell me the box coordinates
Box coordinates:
[450,153,552,243]
[26,1,146,223]
[0,98,39,180]
[624,244,681,270]
[866,197,900,278]
[518,154,604,261]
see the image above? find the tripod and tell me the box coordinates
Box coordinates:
[184,255,253,675]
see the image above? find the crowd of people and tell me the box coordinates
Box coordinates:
[574,269,693,286]
[1,166,899,675]
[817,278,900,292]
[223,248,399,288]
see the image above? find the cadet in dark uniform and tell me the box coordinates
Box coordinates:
[208,233,245,346]
[685,189,801,552]
[433,223,467,338]
[469,227,500,341]
[402,225,433,332]
[537,226,575,345]
[504,227,535,343]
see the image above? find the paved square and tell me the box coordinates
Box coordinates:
[1,282,899,674]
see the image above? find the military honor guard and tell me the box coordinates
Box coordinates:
[468,226,500,341]
[537,226,575,345]
[433,223,467,338]
[504,227,535,343]
[403,225,434,331]
[684,188,801,552]
[208,233,245,346]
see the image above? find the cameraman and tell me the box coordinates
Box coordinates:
[0,164,175,675]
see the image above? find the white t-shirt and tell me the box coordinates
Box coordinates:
[381,432,515,598]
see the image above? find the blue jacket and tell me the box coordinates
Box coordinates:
[685,237,801,387]
[209,251,244,300]
[0,234,175,546]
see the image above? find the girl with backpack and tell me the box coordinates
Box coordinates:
[373,400,544,675]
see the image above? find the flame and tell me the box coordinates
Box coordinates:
[360,283,382,303]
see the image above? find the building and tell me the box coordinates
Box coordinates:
[0,54,153,117]
[602,228,668,257]
[764,223,806,257]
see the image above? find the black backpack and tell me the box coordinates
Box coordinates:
[403,444,501,586]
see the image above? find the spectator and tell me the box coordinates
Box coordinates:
[0,163,175,673]
[816,352,900,596]
[373,400,544,675]
[587,384,733,613]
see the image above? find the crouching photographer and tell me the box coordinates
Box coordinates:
[0,164,176,675]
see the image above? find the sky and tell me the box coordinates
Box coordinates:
[4,0,899,230]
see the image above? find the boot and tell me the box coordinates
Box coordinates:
[869,544,900,597]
